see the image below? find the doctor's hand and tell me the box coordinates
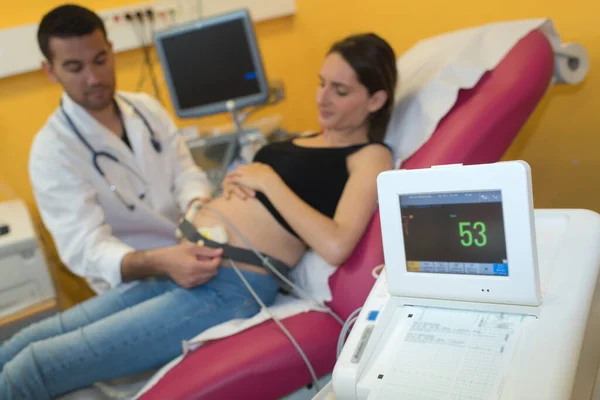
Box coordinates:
[224,163,281,193]
[159,242,223,289]
[121,243,224,289]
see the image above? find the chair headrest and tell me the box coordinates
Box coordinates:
[383,18,560,168]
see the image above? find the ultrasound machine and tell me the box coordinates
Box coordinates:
[154,9,282,190]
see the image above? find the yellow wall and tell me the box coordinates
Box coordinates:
[1,0,598,305]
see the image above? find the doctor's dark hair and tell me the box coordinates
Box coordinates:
[328,33,398,143]
[37,4,107,62]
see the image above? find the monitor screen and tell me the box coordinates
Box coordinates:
[155,10,268,118]
[399,190,508,276]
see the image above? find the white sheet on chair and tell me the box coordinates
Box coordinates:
[384,18,561,167]
[122,18,568,400]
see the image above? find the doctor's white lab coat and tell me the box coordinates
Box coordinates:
[29,91,212,294]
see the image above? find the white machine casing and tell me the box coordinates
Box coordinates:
[332,162,600,400]
[377,161,542,314]
[0,200,56,319]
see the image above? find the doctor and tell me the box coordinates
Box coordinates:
[28,4,222,294]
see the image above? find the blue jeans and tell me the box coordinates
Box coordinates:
[0,267,279,399]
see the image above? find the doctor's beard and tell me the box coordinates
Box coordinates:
[81,83,115,111]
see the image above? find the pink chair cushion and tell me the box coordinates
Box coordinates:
[141,29,554,400]
[142,312,340,400]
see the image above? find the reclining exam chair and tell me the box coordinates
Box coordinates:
[140,29,555,400]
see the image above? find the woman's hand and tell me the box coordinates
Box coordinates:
[224,163,281,193]
[222,181,256,200]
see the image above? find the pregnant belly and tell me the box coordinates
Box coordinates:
[191,195,307,273]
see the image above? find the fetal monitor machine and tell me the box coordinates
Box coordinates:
[332,161,600,400]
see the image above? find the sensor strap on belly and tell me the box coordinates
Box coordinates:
[178,219,294,292]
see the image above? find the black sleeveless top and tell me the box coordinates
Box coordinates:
[253,134,390,238]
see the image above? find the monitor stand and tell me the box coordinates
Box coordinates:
[228,103,267,165]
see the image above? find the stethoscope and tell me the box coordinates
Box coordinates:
[60,94,162,211]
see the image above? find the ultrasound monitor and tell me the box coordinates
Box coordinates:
[154,9,269,118]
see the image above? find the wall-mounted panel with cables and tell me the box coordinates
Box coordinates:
[0,0,296,79]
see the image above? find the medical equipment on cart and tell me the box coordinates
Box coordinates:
[332,162,600,400]
[154,9,284,189]
[0,200,56,322]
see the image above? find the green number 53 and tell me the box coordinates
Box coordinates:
[459,222,487,247]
